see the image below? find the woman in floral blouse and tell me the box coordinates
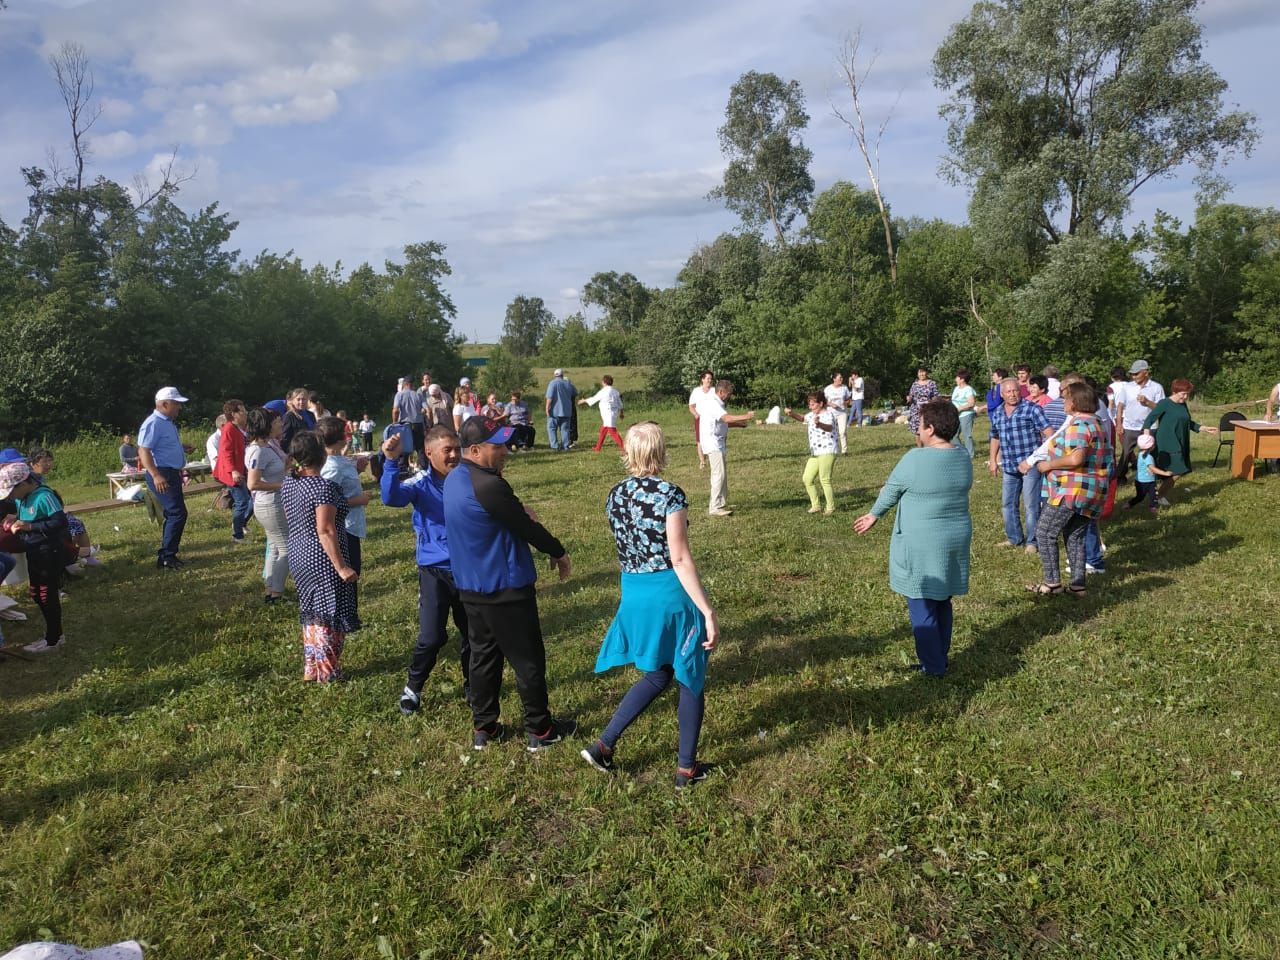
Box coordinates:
[905,366,940,444]
[580,422,720,789]
[1027,381,1113,598]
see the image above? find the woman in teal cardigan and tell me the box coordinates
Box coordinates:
[855,399,973,677]
[1141,377,1218,505]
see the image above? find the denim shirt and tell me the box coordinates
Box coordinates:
[321,454,366,538]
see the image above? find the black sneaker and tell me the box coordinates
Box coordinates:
[399,686,421,715]
[473,723,510,750]
[580,739,614,773]
[526,718,577,752]
[675,762,713,790]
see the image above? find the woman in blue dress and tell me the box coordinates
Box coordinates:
[580,422,720,788]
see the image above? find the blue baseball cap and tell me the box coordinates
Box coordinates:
[459,417,514,447]
[0,447,25,464]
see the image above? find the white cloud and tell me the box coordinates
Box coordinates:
[90,129,138,159]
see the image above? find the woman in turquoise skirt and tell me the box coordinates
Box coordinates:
[580,422,720,789]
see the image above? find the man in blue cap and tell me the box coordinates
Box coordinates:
[444,416,576,751]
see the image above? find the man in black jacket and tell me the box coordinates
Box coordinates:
[444,417,576,751]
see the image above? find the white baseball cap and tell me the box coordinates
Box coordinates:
[460,376,472,386]
[155,386,188,403]
[553,368,564,377]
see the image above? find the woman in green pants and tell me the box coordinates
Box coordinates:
[785,392,839,514]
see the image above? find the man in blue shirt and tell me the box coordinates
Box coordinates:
[138,386,190,569]
[988,378,1053,550]
[544,369,578,451]
[445,416,575,751]
[381,424,471,715]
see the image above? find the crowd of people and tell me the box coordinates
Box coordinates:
[0,356,1248,784]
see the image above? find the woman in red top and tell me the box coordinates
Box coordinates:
[214,399,254,543]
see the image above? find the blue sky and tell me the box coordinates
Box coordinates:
[2,0,1276,341]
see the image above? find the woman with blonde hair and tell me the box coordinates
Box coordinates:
[581,421,720,788]
[452,385,476,432]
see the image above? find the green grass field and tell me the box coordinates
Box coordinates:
[2,406,1278,958]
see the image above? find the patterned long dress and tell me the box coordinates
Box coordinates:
[907,379,939,435]
[282,473,360,681]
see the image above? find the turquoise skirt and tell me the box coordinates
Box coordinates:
[594,568,709,695]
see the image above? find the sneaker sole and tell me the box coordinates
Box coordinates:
[580,748,612,773]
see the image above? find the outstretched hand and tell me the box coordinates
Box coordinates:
[853,513,877,534]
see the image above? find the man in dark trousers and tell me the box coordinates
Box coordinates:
[444,416,576,751]
[381,425,470,715]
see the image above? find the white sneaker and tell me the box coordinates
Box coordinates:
[23,635,64,653]
[1085,564,1104,575]
[1158,497,1171,507]
[708,508,734,517]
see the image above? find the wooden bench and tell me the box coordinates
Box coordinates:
[69,481,223,515]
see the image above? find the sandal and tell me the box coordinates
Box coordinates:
[1025,582,1064,596]
[1067,585,1087,598]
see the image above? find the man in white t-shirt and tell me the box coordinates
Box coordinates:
[1114,359,1165,482]
[849,369,865,429]
[699,379,755,516]
[688,369,715,470]
[823,372,852,453]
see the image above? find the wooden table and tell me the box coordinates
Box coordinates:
[1230,421,1280,480]
[106,461,211,497]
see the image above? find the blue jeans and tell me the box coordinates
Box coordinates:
[600,665,704,770]
[906,597,952,676]
[957,411,975,456]
[1084,519,1104,569]
[226,481,253,539]
[547,416,571,450]
[0,551,15,584]
[850,398,863,425]
[1001,469,1042,546]
[146,467,188,562]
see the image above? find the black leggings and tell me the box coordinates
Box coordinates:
[27,550,64,643]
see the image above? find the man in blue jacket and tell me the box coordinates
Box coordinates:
[381,424,470,715]
[445,416,576,751]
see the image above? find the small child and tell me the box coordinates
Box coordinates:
[784,392,838,514]
[318,417,372,617]
[0,461,70,653]
[1126,434,1171,514]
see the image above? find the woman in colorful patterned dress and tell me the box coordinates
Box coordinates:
[580,422,720,789]
[1027,381,1114,598]
[282,431,359,682]
[905,367,939,445]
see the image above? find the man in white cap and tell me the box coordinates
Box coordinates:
[138,387,190,570]
[1114,359,1164,483]
[544,368,577,451]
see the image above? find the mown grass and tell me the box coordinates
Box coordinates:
[2,405,1278,958]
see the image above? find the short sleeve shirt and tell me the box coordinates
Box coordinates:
[394,387,424,424]
[321,454,366,538]
[245,442,287,507]
[606,476,689,573]
[698,393,728,454]
[805,410,838,455]
[1043,415,1112,517]
[990,401,1050,474]
[138,410,186,469]
[850,377,865,400]
[823,385,850,411]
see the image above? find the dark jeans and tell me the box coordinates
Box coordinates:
[27,549,63,643]
[146,467,187,562]
[346,534,361,620]
[1035,502,1089,589]
[406,565,470,695]
[509,424,534,449]
[1117,429,1141,482]
[463,591,552,735]
[0,551,14,584]
[599,665,704,770]
[410,422,426,462]
[1128,480,1158,510]
[226,480,253,539]
[905,597,952,676]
